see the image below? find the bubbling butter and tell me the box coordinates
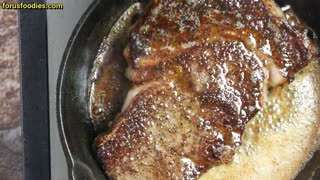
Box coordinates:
[201,60,320,180]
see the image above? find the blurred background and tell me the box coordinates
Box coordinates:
[0,0,23,179]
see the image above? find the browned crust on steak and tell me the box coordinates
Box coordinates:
[96,41,266,179]
[95,0,319,179]
[126,0,318,83]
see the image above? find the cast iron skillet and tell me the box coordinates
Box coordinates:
[57,0,320,179]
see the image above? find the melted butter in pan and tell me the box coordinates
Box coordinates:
[89,3,144,133]
[201,59,320,180]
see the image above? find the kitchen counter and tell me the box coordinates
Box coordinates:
[0,0,23,179]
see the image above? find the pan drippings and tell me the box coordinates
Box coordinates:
[202,60,320,179]
[89,3,144,133]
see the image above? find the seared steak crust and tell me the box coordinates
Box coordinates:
[96,41,265,179]
[95,0,319,179]
[126,0,317,83]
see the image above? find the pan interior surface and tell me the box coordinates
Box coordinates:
[58,0,149,179]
